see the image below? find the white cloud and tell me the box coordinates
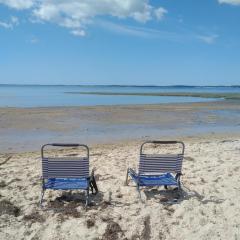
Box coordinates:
[100,21,181,40]
[0,20,11,28]
[0,0,167,36]
[98,20,153,38]
[0,0,34,9]
[218,0,240,5]
[0,15,19,29]
[71,29,86,37]
[10,15,19,24]
[197,34,219,44]
[155,7,168,20]
[99,20,219,45]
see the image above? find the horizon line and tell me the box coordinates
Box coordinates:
[0,84,240,88]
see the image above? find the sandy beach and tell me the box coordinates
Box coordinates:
[1,0,240,237]
[1,0,240,236]
[0,101,240,239]
[0,135,240,239]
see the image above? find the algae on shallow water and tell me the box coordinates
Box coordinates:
[65,91,240,100]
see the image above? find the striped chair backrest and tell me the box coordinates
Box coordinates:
[139,153,183,175]
[42,157,89,178]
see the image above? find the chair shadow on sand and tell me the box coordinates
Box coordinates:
[45,190,105,212]
[44,184,225,212]
[142,184,225,205]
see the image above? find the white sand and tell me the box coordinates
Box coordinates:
[0,136,240,240]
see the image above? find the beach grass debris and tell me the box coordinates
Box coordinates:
[0,156,12,166]
[184,156,195,161]
[23,211,45,223]
[100,200,112,210]
[47,199,82,219]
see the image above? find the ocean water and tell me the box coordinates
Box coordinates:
[0,85,239,107]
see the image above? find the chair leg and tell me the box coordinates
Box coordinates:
[177,180,182,191]
[85,188,90,207]
[40,189,45,207]
[125,168,129,186]
[176,173,182,191]
[137,185,144,203]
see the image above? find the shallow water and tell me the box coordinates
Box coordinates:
[0,101,239,153]
[1,85,238,107]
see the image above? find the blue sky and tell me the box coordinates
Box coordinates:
[0,0,240,86]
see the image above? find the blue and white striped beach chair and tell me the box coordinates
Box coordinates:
[125,141,185,198]
[40,143,93,207]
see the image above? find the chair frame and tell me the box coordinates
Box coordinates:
[40,143,90,207]
[125,141,185,198]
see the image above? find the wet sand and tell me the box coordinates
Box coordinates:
[0,101,240,152]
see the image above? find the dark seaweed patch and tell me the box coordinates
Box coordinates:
[0,181,7,188]
[140,216,151,240]
[0,200,20,217]
[86,218,95,228]
[23,211,45,223]
[102,221,125,240]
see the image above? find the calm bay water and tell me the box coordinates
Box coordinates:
[0,85,239,107]
[0,85,240,152]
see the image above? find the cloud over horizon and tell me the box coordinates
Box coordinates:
[0,0,34,9]
[0,0,227,44]
[0,0,167,36]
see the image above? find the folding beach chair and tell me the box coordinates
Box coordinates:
[40,143,98,207]
[125,141,185,198]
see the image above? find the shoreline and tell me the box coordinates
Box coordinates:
[0,101,240,153]
[0,100,223,110]
[0,99,235,110]
[1,132,240,155]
